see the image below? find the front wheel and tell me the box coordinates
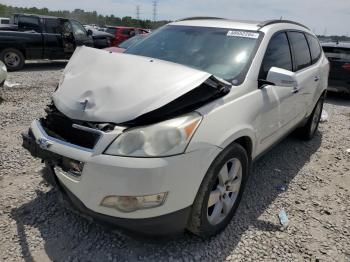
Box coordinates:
[187,143,249,238]
[0,48,25,71]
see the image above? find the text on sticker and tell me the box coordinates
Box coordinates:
[227,30,259,39]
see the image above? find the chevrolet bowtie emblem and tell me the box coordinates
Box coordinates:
[80,99,89,112]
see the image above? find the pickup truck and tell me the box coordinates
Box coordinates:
[0,14,94,71]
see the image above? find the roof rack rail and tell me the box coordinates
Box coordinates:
[177,17,225,22]
[258,19,310,30]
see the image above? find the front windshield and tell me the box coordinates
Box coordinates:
[119,35,145,49]
[125,25,261,81]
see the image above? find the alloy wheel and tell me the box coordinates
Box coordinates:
[207,158,242,225]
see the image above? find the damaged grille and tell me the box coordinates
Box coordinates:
[40,104,101,149]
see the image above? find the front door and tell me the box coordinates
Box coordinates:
[70,20,94,47]
[61,20,76,56]
[256,32,299,154]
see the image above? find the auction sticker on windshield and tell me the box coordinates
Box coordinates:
[227,30,259,39]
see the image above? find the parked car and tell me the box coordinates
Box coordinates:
[104,34,148,53]
[0,17,10,24]
[322,42,350,94]
[22,18,329,238]
[84,26,114,49]
[106,26,148,46]
[0,60,7,87]
[0,13,94,71]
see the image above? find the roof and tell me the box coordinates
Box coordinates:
[171,17,309,31]
[106,26,139,29]
[14,13,64,19]
[321,42,350,49]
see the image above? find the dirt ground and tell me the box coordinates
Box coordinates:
[0,62,349,262]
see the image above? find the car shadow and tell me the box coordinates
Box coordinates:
[325,92,350,107]
[21,61,68,72]
[11,132,322,261]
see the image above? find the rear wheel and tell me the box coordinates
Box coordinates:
[0,48,25,71]
[296,96,324,140]
[187,143,249,238]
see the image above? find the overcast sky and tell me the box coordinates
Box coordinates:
[2,0,349,35]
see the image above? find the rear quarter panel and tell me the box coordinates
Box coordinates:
[0,31,43,59]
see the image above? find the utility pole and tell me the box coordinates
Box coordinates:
[323,28,327,36]
[152,0,157,22]
[136,5,140,20]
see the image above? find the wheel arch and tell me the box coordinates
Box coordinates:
[219,128,256,159]
[0,46,26,59]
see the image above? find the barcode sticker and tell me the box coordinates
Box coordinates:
[227,30,259,39]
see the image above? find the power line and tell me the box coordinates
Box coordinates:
[136,5,140,20]
[152,0,157,22]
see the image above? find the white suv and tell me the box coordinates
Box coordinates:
[23,18,329,238]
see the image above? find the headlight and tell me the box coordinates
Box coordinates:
[105,112,202,157]
[2,65,6,72]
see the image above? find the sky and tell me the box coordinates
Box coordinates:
[2,0,349,35]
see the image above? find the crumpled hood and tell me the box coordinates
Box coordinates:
[52,46,211,124]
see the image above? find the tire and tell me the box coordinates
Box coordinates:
[296,96,324,140]
[187,143,249,238]
[0,48,25,71]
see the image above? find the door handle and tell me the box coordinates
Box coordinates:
[314,76,320,82]
[292,87,299,94]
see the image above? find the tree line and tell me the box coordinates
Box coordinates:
[0,4,170,29]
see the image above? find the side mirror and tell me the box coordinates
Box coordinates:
[87,29,93,36]
[265,67,297,88]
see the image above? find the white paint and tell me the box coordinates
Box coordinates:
[28,20,329,222]
[53,46,211,123]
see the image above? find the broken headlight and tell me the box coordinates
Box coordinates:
[104,112,202,157]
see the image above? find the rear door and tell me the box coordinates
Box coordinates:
[42,18,65,59]
[323,46,350,90]
[287,31,317,124]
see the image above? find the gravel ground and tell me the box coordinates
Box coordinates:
[0,62,349,262]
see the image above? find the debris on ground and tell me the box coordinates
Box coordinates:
[4,81,20,88]
[278,209,289,227]
[276,184,288,192]
[320,109,329,122]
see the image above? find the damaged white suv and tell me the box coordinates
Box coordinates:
[23,18,329,238]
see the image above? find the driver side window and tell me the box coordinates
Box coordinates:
[71,20,87,38]
[260,32,293,79]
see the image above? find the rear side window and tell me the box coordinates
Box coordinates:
[260,32,293,79]
[18,16,41,32]
[288,32,311,71]
[306,34,321,63]
[44,19,61,34]
[106,27,116,35]
[122,29,134,36]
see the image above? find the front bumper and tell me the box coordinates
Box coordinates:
[43,165,191,236]
[23,120,221,233]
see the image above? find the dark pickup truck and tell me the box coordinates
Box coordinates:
[0,14,94,71]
